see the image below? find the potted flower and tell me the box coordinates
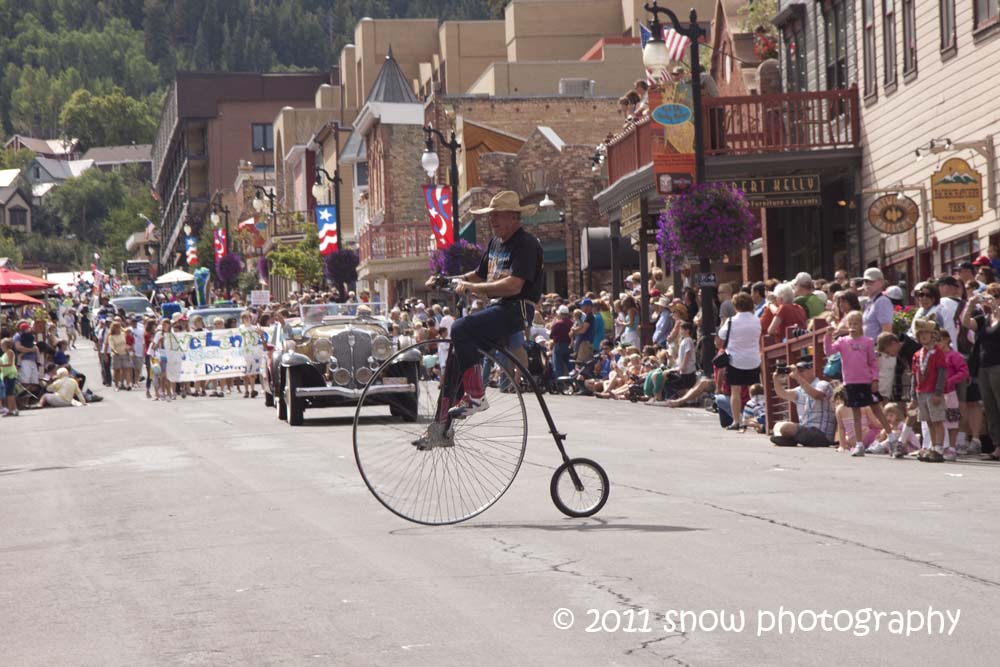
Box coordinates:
[429,240,484,276]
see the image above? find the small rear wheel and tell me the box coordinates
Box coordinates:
[550,458,609,518]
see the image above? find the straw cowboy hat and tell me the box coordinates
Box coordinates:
[471,190,537,216]
[656,296,671,308]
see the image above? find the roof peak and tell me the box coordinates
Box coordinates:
[365,44,418,104]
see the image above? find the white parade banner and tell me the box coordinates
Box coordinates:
[250,290,271,305]
[164,327,264,382]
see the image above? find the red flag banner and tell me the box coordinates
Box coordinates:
[213,229,227,260]
[423,185,454,248]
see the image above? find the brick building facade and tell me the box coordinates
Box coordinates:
[476,126,604,296]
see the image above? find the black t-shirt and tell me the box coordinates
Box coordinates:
[475,227,544,303]
[974,313,1000,370]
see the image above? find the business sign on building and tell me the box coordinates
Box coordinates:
[867,194,920,234]
[712,175,821,208]
[931,158,983,224]
[649,80,696,194]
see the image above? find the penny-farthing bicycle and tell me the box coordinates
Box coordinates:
[352,280,609,525]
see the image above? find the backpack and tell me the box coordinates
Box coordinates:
[952,297,975,355]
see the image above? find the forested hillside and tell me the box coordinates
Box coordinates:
[0,0,499,146]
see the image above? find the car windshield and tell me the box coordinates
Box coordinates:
[300,302,387,323]
[110,297,149,314]
[187,309,245,329]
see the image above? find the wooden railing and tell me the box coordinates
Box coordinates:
[702,87,860,156]
[604,87,861,186]
[760,322,831,433]
[359,223,436,264]
[606,116,652,184]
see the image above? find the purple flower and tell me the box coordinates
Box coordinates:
[656,183,756,264]
[429,240,483,276]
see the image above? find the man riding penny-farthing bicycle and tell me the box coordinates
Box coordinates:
[352,191,609,525]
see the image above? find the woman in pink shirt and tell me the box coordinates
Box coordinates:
[824,311,897,457]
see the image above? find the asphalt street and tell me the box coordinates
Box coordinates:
[2,345,998,666]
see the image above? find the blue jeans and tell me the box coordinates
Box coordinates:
[447,301,533,400]
[552,341,570,377]
[715,394,734,428]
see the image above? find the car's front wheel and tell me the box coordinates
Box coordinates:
[275,373,287,421]
[285,367,304,426]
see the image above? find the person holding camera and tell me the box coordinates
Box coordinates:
[769,354,837,447]
[962,285,1000,459]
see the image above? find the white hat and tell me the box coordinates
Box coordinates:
[885,285,904,300]
[534,335,547,344]
[863,267,884,282]
[470,190,537,216]
[415,302,426,309]
[557,305,570,315]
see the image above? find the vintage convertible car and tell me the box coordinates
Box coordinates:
[275,303,420,426]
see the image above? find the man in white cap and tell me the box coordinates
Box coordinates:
[423,190,543,424]
[792,272,826,319]
[652,296,672,347]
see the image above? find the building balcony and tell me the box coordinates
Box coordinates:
[359,223,435,266]
[605,87,861,186]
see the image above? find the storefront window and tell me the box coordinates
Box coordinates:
[975,0,1000,31]
[939,234,980,274]
[884,0,897,87]
[940,0,956,51]
[784,23,808,91]
[903,0,917,74]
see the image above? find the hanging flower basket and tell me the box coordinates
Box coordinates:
[215,252,243,285]
[429,240,483,276]
[655,183,756,266]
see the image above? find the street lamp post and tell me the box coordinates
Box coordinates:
[252,186,276,235]
[210,204,231,254]
[312,166,342,236]
[421,125,461,239]
[642,1,715,372]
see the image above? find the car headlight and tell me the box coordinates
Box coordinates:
[371,335,392,360]
[283,340,296,353]
[355,367,374,385]
[368,356,380,370]
[314,339,333,363]
[333,368,352,385]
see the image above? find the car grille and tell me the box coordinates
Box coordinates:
[330,328,372,388]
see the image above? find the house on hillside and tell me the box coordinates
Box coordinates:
[0,169,33,233]
[81,144,153,181]
[27,156,95,201]
[4,135,80,160]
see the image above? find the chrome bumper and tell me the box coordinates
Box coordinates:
[294,383,416,399]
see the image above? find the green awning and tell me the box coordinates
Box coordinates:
[542,240,566,263]
[459,220,476,243]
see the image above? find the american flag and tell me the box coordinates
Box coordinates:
[315,205,339,256]
[185,236,198,267]
[639,23,691,64]
[238,216,256,232]
[140,213,155,241]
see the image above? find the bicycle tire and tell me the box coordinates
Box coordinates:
[550,457,609,518]
[353,340,528,525]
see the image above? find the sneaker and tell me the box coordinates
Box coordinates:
[447,395,489,420]
[866,441,889,455]
[893,445,906,459]
[924,449,945,463]
[411,422,454,450]
[851,443,865,457]
[966,439,982,456]
[943,446,957,462]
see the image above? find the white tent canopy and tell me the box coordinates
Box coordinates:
[155,269,195,285]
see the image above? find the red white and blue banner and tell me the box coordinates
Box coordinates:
[238,216,256,232]
[316,205,339,256]
[423,184,453,249]
[213,228,227,260]
[185,236,198,266]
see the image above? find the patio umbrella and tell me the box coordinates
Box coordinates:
[0,291,44,306]
[155,269,196,285]
[0,268,56,293]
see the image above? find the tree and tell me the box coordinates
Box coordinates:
[269,223,323,288]
[47,168,126,244]
[59,87,155,148]
[0,147,35,171]
[0,231,23,266]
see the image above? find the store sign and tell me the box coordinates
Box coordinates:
[867,194,920,234]
[620,196,643,238]
[649,80,697,194]
[712,175,821,208]
[931,158,983,224]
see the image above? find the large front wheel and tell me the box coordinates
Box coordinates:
[353,340,527,525]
